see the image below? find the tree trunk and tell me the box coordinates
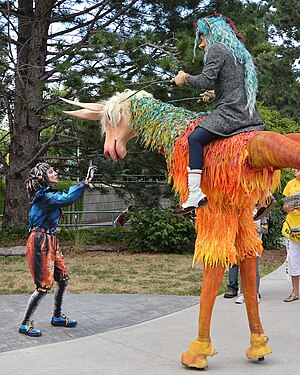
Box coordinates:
[2,0,52,228]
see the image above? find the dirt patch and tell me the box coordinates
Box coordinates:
[81,242,127,252]
[260,248,286,265]
[63,241,128,255]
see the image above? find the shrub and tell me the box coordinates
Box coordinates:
[0,223,28,246]
[262,169,294,250]
[124,208,196,253]
[262,202,286,250]
[58,227,126,244]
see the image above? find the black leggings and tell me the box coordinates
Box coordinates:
[21,279,69,325]
[22,290,47,325]
[54,279,69,318]
[188,126,220,169]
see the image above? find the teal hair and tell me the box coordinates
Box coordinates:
[194,15,258,116]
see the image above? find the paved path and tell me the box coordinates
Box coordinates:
[0,246,26,256]
[0,264,299,375]
[0,294,199,353]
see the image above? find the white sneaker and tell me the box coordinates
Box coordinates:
[235,294,244,304]
[235,293,260,304]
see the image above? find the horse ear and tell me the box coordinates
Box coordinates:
[63,109,103,121]
[60,97,104,112]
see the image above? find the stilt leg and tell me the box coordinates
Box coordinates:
[240,256,272,359]
[181,265,225,369]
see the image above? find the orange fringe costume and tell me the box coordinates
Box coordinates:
[167,119,278,368]
[169,119,280,268]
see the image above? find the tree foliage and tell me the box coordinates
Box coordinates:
[0,0,299,227]
[261,0,300,121]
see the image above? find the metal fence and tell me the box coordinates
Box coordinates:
[108,174,166,184]
[0,210,123,229]
[60,210,123,228]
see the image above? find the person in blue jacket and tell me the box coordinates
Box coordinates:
[18,161,96,337]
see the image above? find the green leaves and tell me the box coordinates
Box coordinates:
[125,208,196,253]
[258,103,299,134]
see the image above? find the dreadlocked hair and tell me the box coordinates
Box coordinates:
[25,162,51,200]
[194,14,258,117]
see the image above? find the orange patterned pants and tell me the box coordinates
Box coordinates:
[26,230,69,291]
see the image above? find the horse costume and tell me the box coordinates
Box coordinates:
[62,90,300,369]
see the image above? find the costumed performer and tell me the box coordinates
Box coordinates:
[18,161,97,337]
[171,13,265,214]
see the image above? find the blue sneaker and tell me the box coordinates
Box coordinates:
[19,320,42,337]
[51,314,77,327]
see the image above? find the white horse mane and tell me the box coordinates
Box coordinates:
[100,89,153,131]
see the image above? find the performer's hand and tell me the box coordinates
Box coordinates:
[199,90,216,103]
[85,161,97,183]
[170,71,188,86]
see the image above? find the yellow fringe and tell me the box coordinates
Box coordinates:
[169,121,281,268]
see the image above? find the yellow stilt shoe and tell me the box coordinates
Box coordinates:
[246,333,272,360]
[181,339,217,369]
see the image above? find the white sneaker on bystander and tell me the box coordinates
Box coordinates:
[235,293,260,304]
[235,294,244,304]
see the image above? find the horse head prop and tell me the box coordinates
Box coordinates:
[62,90,153,161]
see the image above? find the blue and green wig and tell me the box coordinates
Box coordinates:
[194,14,258,116]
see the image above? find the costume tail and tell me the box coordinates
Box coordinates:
[247,131,300,169]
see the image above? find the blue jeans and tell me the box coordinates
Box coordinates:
[188,126,219,169]
[227,264,239,293]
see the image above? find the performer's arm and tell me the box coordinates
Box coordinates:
[46,182,88,207]
[187,45,224,89]
[45,162,97,208]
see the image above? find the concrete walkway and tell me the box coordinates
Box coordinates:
[0,264,299,375]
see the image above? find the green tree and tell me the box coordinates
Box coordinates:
[256,0,299,122]
[0,0,299,228]
[0,0,170,227]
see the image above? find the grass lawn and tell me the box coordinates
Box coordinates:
[0,245,286,296]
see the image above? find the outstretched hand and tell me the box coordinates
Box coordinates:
[85,161,97,183]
